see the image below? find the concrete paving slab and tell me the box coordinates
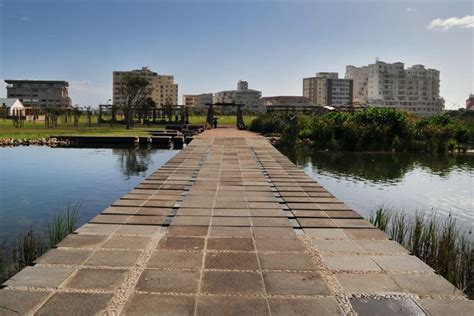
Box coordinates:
[57,234,107,248]
[102,235,150,249]
[196,296,269,316]
[0,289,51,315]
[269,297,341,316]
[263,272,331,295]
[201,271,264,295]
[172,216,211,226]
[417,299,474,316]
[102,206,139,214]
[35,293,112,316]
[115,225,161,236]
[157,237,205,251]
[343,228,389,240]
[85,250,141,267]
[148,251,203,269]
[205,252,259,270]
[126,215,166,225]
[136,269,200,293]
[65,268,128,290]
[251,217,291,227]
[373,255,434,272]
[122,293,196,316]
[74,223,121,235]
[211,217,251,226]
[209,226,253,238]
[298,218,337,228]
[207,237,255,251]
[350,297,425,316]
[177,208,213,216]
[389,274,464,296]
[336,273,403,294]
[259,253,316,271]
[303,228,349,239]
[3,265,75,288]
[35,248,92,265]
[167,225,209,236]
[253,227,296,238]
[321,254,381,272]
[135,208,170,216]
[357,240,409,254]
[312,239,364,253]
[255,238,305,252]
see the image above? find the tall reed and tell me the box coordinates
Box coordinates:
[369,207,473,298]
[47,202,81,248]
[11,228,45,271]
[0,202,81,283]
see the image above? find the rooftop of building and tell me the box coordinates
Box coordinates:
[5,79,69,86]
[262,96,311,101]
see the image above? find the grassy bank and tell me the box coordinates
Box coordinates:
[250,109,474,153]
[369,208,473,298]
[0,115,255,140]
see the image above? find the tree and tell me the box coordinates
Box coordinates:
[85,106,93,127]
[115,74,150,129]
[72,106,82,127]
[141,97,156,125]
[164,100,173,123]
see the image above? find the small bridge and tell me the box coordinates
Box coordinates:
[1,128,470,315]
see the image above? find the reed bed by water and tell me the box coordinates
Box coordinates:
[0,203,81,283]
[369,207,473,298]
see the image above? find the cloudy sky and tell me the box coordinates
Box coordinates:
[0,0,472,109]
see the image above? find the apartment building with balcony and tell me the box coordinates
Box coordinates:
[213,80,263,113]
[345,60,444,116]
[303,73,353,106]
[183,93,213,108]
[4,80,71,108]
[113,67,178,107]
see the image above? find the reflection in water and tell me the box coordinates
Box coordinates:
[281,145,474,183]
[0,146,178,241]
[278,145,474,231]
[114,147,153,178]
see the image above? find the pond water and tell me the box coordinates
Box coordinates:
[0,146,178,241]
[279,147,474,233]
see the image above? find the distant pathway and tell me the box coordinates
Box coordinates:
[1,127,472,315]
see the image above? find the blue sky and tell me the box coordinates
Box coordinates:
[1,0,472,109]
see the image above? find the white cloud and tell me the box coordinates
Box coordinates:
[428,15,474,30]
[406,8,415,12]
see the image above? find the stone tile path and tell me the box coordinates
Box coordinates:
[1,127,472,315]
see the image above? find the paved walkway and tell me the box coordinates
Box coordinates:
[1,128,472,315]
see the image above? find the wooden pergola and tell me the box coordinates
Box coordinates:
[205,102,246,130]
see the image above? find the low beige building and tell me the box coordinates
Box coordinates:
[183,93,213,108]
[213,80,263,113]
[262,96,315,113]
[113,67,178,108]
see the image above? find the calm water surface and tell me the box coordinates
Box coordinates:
[0,146,178,241]
[280,147,474,232]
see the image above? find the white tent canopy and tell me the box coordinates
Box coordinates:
[0,98,26,116]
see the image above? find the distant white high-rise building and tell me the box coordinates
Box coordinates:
[345,60,444,116]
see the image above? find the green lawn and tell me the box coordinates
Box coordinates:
[0,115,255,140]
